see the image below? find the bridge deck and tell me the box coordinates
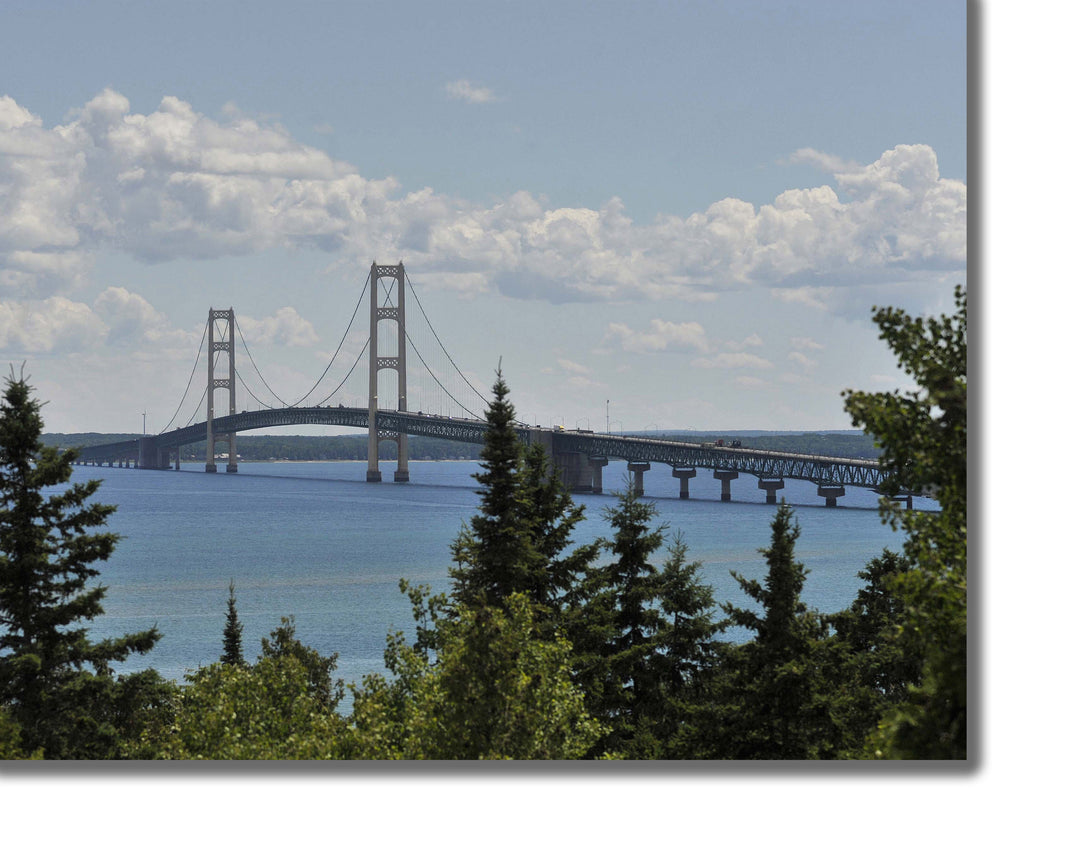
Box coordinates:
[70,406,903,494]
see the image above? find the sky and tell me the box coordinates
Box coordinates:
[0,0,967,434]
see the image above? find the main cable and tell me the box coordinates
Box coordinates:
[404,269,489,408]
[405,330,481,419]
[157,318,210,433]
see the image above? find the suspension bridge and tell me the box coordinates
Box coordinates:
[72,263,912,508]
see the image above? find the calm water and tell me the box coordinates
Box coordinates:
[74,460,930,689]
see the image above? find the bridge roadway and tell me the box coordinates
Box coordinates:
[71,406,907,507]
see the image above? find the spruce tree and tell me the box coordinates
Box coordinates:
[221,579,244,666]
[653,533,721,754]
[567,485,668,757]
[449,369,596,624]
[0,372,160,757]
[518,442,602,622]
[706,503,836,759]
[449,369,540,610]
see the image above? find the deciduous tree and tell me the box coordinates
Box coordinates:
[350,590,602,759]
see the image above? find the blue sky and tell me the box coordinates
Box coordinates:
[1,0,967,433]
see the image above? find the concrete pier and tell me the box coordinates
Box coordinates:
[713,469,738,501]
[817,484,845,507]
[627,461,651,496]
[672,467,696,499]
[758,477,785,504]
[588,456,608,494]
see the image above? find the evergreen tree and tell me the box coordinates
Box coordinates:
[0,372,160,758]
[703,503,839,759]
[843,285,967,759]
[449,369,540,610]
[220,579,244,666]
[518,442,602,624]
[449,369,597,626]
[823,550,921,754]
[567,486,668,757]
[653,533,721,754]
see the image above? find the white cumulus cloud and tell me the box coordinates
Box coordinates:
[0,297,106,353]
[0,91,966,312]
[236,306,319,347]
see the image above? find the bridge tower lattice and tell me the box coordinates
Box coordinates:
[367,262,409,482]
[205,307,238,473]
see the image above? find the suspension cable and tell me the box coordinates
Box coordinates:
[404,269,489,407]
[286,269,371,407]
[405,330,481,419]
[314,336,370,406]
[230,269,371,408]
[157,318,209,433]
[235,368,272,409]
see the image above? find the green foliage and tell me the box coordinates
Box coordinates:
[129,655,356,760]
[449,370,540,610]
[0,704,39,758]
[696,503,847,759]
[450,370,598,626]
[220,580,244,666]
[518,442,603,625]
[351,590,603,759]
[843,285,967,759]
[566,486,723,758]
[0,373,160,758]
[653,533,721,748]
[130,618,352,759]
[260,615,344,713]
[823,551,921,754]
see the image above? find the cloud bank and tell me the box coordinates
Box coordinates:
[0,90,966,353]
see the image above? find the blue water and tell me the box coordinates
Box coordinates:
[75,460,928,690]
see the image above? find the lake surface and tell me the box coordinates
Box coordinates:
[75,459,931,690]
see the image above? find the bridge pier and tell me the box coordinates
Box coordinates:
[627,461,650,496]
[588,456,608,494]
[713,469,738,501]
[394,434,409,482]
[672,467,696,499]
[817,484,845,507]
[758,477,785,504]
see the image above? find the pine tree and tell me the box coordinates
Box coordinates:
[0,372,160,758]
[221,579,244,666]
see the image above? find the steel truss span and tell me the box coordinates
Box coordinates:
[72,408,902,494]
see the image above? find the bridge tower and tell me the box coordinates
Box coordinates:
[205,307,238,473]
[367,262,409,482]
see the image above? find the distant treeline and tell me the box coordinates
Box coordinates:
[684,431,881,459]
[43,433,482,462]
[44,430,878,462]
